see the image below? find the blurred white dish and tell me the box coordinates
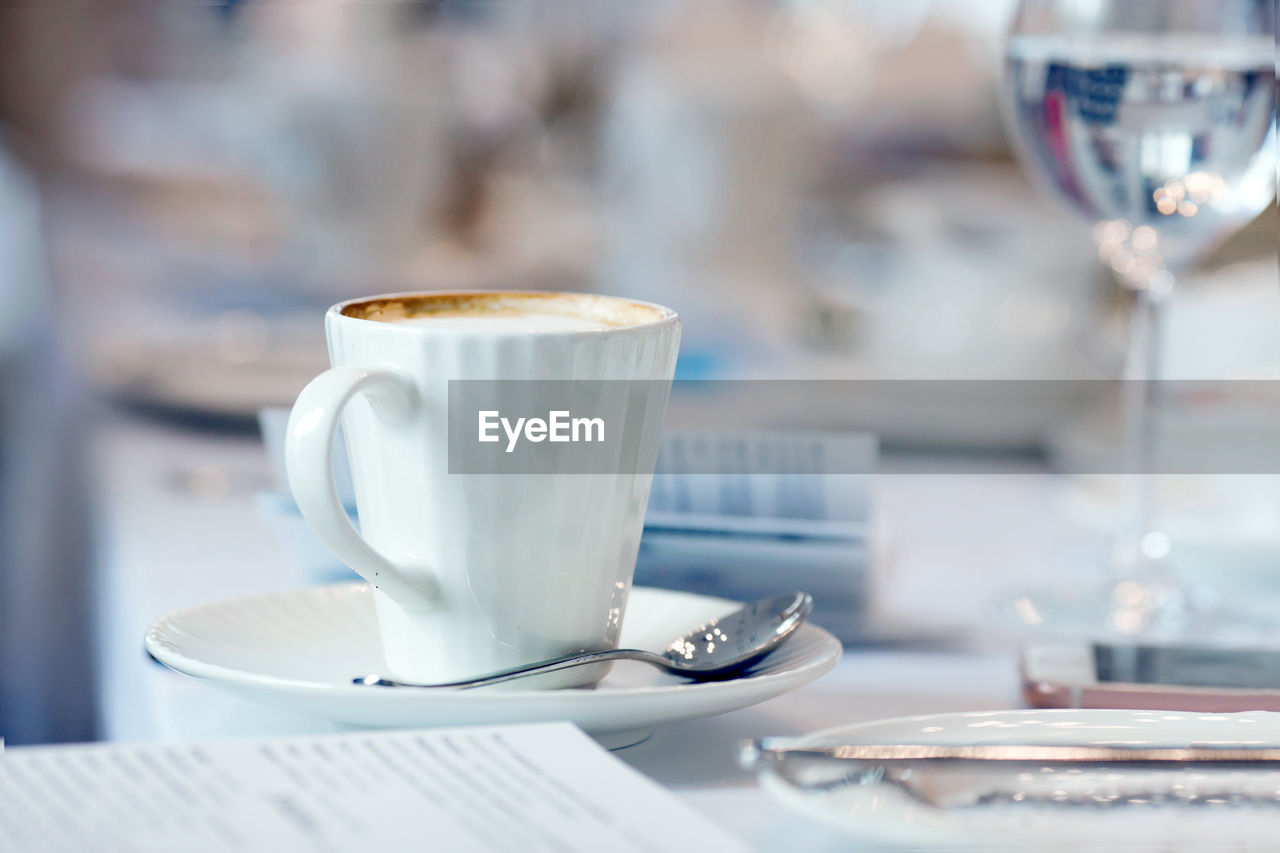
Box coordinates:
[145,584,841,748]
[756,709,1280,849]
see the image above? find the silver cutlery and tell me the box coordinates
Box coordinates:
[741,739,1280,810]
[743,741,1280,765]
[356,591,812,689]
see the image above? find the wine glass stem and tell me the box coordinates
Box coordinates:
[1115,286,1167,577]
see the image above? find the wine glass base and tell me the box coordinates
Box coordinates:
[1002,575,1270,642]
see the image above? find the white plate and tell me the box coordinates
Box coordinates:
[758,709,1280,849]
[146,584,841,747]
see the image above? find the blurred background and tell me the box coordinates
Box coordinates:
[0,0,1275,744]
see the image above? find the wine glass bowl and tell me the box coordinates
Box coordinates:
[1003,1,1276,280]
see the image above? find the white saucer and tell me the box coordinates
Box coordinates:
[757,709,1280,849]
[146,584,841,747]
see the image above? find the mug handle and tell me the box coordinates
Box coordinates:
[285,366,437,608]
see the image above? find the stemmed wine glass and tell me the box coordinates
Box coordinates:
[1001,0,1276,634]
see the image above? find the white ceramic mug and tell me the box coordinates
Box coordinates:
[286,291,680,686]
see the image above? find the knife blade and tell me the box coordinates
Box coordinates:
[742,739,1280,767]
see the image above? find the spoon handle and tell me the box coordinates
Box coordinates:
[358,648,669,689]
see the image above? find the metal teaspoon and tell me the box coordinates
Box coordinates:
[355,591,812,690]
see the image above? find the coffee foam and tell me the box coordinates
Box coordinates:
[393,313,609,332]
[342,292,669,330]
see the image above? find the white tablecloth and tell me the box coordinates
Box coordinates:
[91,409,1103,849]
